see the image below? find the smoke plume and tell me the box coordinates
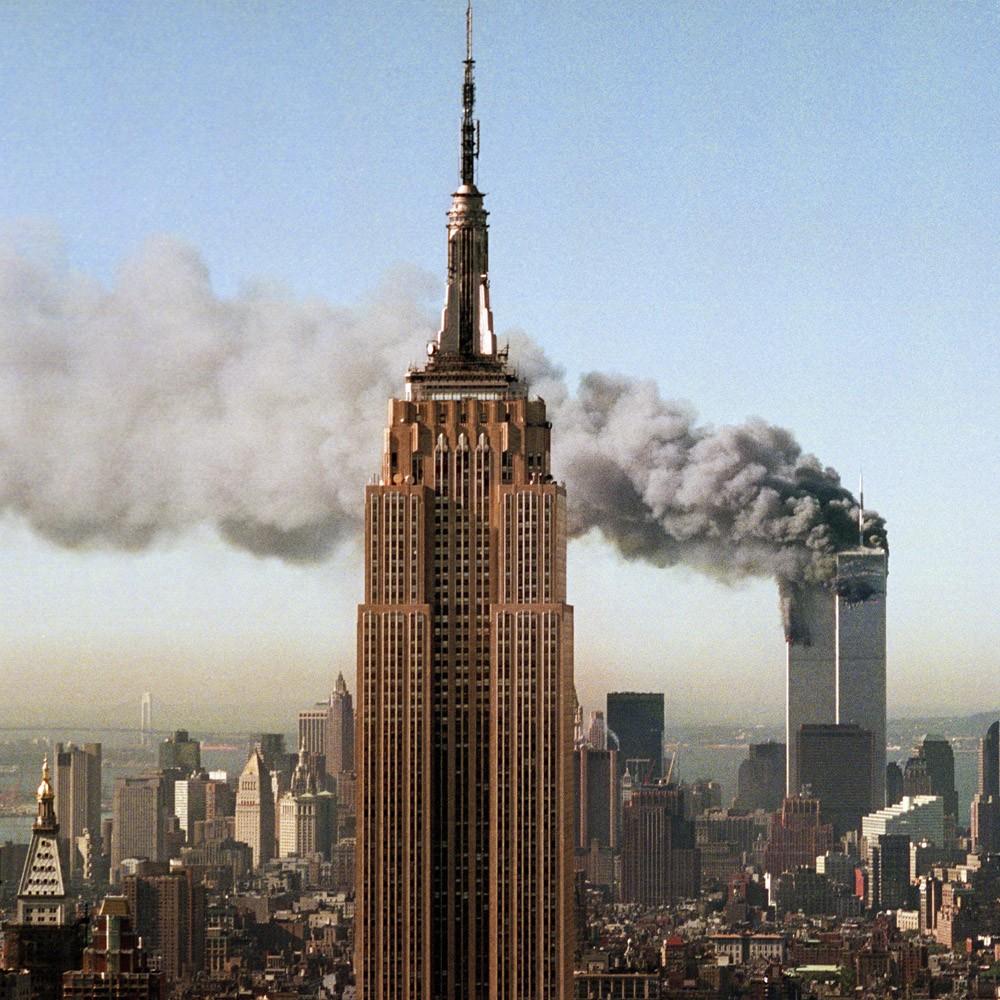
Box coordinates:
[0,235,885,630]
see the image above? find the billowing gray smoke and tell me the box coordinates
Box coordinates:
[0,236,885,631]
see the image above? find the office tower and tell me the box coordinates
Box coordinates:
[123,869,204,984]
[234,749,274,869]
[835,547,888,806]
[763,796,833,876]
[886,761,904,806]
[903,755,932,797]
[796,723,874,836]
[297,706,328,770]
[978,720,1000,798]
[914,736,957,821]
[356,15,574,999]
[277,748,335,859]
[861,795,945,849]
[327,671,355,775]
[301,676,355,781]
[736,742,786,812]
[158,731,200,774]
[867,833,911,911]
[573,741,619,851]
[174,773,209,841]
[607,692,665,781]
[139,693,153,747]
[785,586,837,796]
[61,895,163,1000]
[1,761,85,1000]
[204,778,235,822]
[53,742,102,881]
[970,794,998,854]
[111,776,172,883]
[620,785,699,905]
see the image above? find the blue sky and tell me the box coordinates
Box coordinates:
[1,2,997,729]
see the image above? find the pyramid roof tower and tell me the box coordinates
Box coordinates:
[16,757,69,925]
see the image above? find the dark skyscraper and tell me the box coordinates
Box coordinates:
[796,723,874,836]
[736,742,786,812]
[158,731,200,774]
[606,692,665,781]
[916,735,957,821]
[356,12,573,998]
[978,720,999,799]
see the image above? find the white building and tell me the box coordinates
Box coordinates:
[861,795,944,850]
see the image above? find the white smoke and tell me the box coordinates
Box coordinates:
[0,235,884,592]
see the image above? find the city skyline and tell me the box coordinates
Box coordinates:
[2,4,998,728]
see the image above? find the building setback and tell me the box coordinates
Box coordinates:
[355,14,573,999]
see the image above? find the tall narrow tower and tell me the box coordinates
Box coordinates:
[356,10,574,999]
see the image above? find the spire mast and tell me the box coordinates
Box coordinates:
[461,0,478,187]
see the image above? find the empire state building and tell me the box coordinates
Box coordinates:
[356,10,574,1000]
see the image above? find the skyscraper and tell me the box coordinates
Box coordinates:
[297,671,355,781]
[327,670,355,775]
[736,742,786,812]
[356,13,573,999]
[111,776,172,884]
[234,749,274,870]
[977,720,999,799]
[835,547,888,806]
[785,586,837,796]
[620,786,699,906]
[53,742,102,881]
[606,692,665,781]
[796,723,874,836]
[785,544,888,805]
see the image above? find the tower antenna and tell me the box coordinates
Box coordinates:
[461,0,479,186]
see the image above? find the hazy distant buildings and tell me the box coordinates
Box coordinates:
[234,749,274,869]
[736,742,786,812]
[607,692,665,781]
[796,723,874,836]
[158,731,200,775]
[53,742,102,881]
[914,736,957,821]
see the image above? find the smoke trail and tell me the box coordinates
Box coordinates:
[0,235,885,627]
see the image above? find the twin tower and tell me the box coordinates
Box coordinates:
[786,548,889,807]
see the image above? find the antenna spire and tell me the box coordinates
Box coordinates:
[461,0,478,186]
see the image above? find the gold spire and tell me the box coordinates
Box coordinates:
[34,756,58,831]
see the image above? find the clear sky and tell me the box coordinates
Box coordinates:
[1,2,997,731]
